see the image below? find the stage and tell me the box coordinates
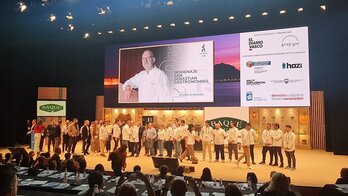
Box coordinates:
[1,142,347,187]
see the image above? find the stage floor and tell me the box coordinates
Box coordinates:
[1,142,347,187]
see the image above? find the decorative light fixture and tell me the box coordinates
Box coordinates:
[41,0,48,6]
[170,23,175,27]
[157,24,162,28]
[144,26,149,30]
[320,5,326,11]
[245,14,251,18]
[228,16,235,20]
[66,12,73,20]
[119,29,125,32]
[107,30,113,34]
[280,10,286,14]
[98,8,106,15]
[298,7,304,12]
[18,2,27,12]
[166,0,174,6]
[67,24,74,31]
[184,21,190,25]
[262,12,268,16]
[213,18,218,22]
[198,19,203,24]
[132,27,137,31]
[97,32,102,35]
[83,33,90,39]
[48,14,56,22]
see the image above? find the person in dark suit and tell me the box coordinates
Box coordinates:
[81,120,91,155]
[336,168,348,184]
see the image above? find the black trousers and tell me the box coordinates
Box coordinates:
[68,136,78,153]
[250,144,255,162]
[106,135,112,151]
[165,141,173,157]
[273,146,284,165]
[82,138,91,153]
[214,144,225,160]
[261,146,274,163]
[39,135,45,151]
[228,143,238,160]
[62,134,69,151]
[113,138,119,151]
[285,150,296,168]
[48,136,55,152]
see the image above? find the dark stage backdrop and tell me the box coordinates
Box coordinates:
[1,1,348,155]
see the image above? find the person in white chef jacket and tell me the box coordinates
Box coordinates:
[259,123,274,165]
[272,123,284,168]
[283,125,296,170]
[122,49,171,103]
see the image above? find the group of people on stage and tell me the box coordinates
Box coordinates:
[28,117,296,170]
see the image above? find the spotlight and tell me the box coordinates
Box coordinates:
[320,5,326,11]
[166,0,174,6]
[18,2,27,12]
[107,30,113,34]
[262,12,268,16]
[298,7,304,12]
[198,19,203,24]
[170,23,175,27]
[213,18,218,22]
[97,32,102,35]
[132,27,137,31]
[245,14,251,18]
[66,12,73,20]
[119,29,125,32]
[280,10,286,14]
[144,26,149,30]
[48,14,56,22]
[184,21,190,25]
[157,24,162,28]
[67,24,74,31]
[228,16,235,20]
[83,33,90,39]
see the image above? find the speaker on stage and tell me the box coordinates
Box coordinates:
[151,157,179,173]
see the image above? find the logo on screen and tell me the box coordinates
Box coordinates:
[248,38,263,51]
[246,79,266,86]
[246,91,253,101]
[270,78,303,84]
[201,44,206,53]
[282,63,302,69]
[246,61,271,68]
[39,104,64,113]
[200,43,208,57]
[281,35,300,47]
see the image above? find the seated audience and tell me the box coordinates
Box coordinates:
[200,167,213,181]
[176,166,185,176]
[108,144,127,176]
[133,165,141,172]
[262,172,296,196]
[336,168,348,184]
[117,183,137,196]
[78,171,106,195]
[94,164,105,174]
[115,171,155,196]
[162,176,202,196]
[33,156,47,170]
[22,151,35,167]
[156,165,169,179]
[225,184,242,196]
[4,153,12,164]
[66,159,79,172]
[50,147,62,170]
[78,156,87,173]
[247,172,258,183]
[256,171,276,194]
[48,160,57,170]
[0,164,18,196]
[61,152,71,172]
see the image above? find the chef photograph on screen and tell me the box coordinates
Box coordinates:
[120,49,171,103]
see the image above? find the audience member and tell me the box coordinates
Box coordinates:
[256,171,276,194]
[225,184,242,196]
[133,165,141,172]
[94,164,105,174]
[156,165,169,179]
[48,160,57,170]
[78,156,87,173]
[4,153,12,164]
[336,168,348,184]
[117,183,137,196]
[162,176,202,196]
[33,156,47,170]
[176,166,185,176]
[200,167,213,181]
[247,172,258,183]
[61,152,71,172]
[108,144,127,176]
[116,171,155,196]
[78,171,106,195]
[0,164,18,196]
[50,147,61,170]
[262,172,295,196]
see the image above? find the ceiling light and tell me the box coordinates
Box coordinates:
[132,27,137,31]
[320,5,326,11]
[119,29,125,32]
[98,8,106,15]
[228,16,235,20]
[144,26,149,30]
[67,24,74,31]
[245,14,251,18]
[97,32,102,35]
[280,10,286,14]
[262,12,268,16]
[170,23,176,27]
[213,18,218,22]
[48,14,56,22]
[108,30,113,34]
[198,20,203,24]
[157,24,162,28]
[18,2,27,12]
[66,12,73,20]
[60,27,64,30]
[298,8,304,12]
[184,21,190,25]
[83,33,90,39]
[41,0,48,6]
[166,0,174,6]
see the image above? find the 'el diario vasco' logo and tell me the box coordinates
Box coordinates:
[248,38,263,51]
[39,104,64,113]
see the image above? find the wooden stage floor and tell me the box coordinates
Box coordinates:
[1,142,347,187]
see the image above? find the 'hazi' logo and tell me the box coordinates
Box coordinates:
[282,63,302,69]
